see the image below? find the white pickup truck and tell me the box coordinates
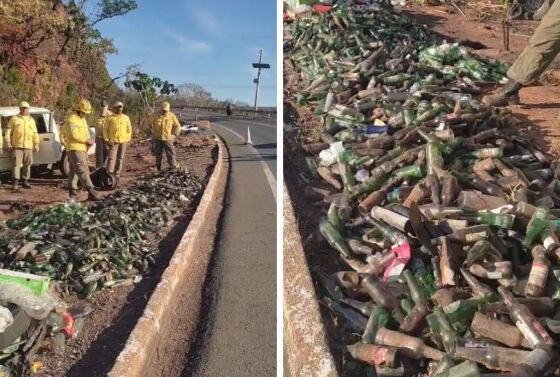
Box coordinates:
[0,107,96,176]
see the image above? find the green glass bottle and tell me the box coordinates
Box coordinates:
[351,174,387,198]
[319,221,351,258]
[400,298,415,315]
[433,306,458,354]
[426,142,444,175]
[409,257,436,297]
[412,105,446,127]
[402,269,427,305]
[362,307,392,344]
[338,161,355,191]
[417,129,451,154]
[459,212,515,229]
[394,165,426,180]
[524,207,549,249]
[376,146,404,164]
[443,298,483,333]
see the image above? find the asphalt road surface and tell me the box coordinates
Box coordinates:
[178,111,277,377]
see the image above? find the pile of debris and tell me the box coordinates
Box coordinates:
[285,3,560,377]
[0,167,206,374]
[0,168,205,298]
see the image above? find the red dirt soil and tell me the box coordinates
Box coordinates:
[403,3,560,156]
[0,134,214,222]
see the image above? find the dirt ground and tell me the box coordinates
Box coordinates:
[0,133,218,377]
[0,133,215,222]
[402,3,560,156]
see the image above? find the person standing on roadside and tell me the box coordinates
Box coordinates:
[151,101,181,170]
[62,99,101,200]
[5,102,39,192]
[95,100,112,169]
[104,101,132,178]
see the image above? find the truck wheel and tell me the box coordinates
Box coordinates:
[59,151,70,177]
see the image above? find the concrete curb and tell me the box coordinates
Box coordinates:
[283,183,339,377]
[108,133,229,377]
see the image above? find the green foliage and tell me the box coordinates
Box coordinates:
[93,0,138,25]
[124,67,178,111]
[0,0,138,117]
[122,67,178,135]
[0,65,33,105]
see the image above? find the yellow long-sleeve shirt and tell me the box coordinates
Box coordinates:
[6,115,39,150]
[62,113,91,152]
[151,112,181,141]
[95,110,113,137]
[104,113,132,144]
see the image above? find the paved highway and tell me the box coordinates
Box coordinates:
[178,111,277,377]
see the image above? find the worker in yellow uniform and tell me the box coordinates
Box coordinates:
[95,100,112,169]
[104,101,132,177]
[151,101,181,170]
[5,102,39,191]
[62,99,101,200]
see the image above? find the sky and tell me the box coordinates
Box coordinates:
[95,0,277,107]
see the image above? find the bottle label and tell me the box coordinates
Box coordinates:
[515,320,541,347]
[486,271,503,279]
[543,236,556,251]
[528,262,549,288]
[371,347,389,365]
[533,321,554,345]
[465,232,487,243]
[444,301,460,313]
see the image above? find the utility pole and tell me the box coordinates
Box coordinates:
[252,49,270,111]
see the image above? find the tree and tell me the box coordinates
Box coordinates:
[0,1,67,69]
[176,83,212,106]
[124,66,177,113]
[52,0,138,67]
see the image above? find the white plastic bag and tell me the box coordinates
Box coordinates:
[0,282,65,320]
[318,141,344,166]
[0,306,13,333]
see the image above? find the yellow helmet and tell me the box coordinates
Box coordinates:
[161,101,170,111]
[74,98,92,114]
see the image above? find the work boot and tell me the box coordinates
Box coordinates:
[69,188,78,199]
[12,179,19,192]
[481,79,522,107]
[22,180,31,189]
[87,188,102,201]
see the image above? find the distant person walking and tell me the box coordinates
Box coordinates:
[151,101,181,170]
[226,103,232,117]
[104,101,132,177]
[95,100,112,169]
[5,102,39,191]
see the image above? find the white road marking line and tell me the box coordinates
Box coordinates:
[212,123,277,202]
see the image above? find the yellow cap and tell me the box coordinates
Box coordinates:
[74,98,92,114]
[19,101,30,108]
[161,101,170,111]
[114,101,124,108]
